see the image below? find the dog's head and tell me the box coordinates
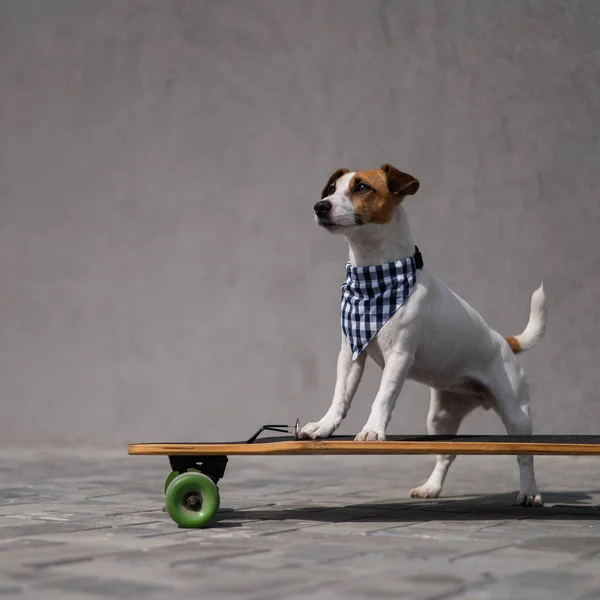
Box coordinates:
[314,164,419,233]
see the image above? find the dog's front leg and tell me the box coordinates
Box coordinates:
[300,340,366,439]
[355,352,413,441]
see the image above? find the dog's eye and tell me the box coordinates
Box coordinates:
[327,183,336,195]
[356,183,370,193]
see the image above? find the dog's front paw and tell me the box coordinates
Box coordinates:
[300,418,339,439]
[516,491,543,507]
[354,429,386,441]
[409,484,442,499]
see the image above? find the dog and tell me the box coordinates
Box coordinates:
[300,164,547,506]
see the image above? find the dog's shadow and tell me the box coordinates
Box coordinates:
[214,490,600,528]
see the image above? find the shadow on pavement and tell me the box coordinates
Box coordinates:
[215,490,600,527]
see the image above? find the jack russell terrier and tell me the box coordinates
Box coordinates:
[300,164,547,506]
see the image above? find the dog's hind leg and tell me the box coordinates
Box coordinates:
[490,354,542,506]
[409,390,479,499]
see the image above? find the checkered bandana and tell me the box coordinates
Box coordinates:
[341,247,424,360]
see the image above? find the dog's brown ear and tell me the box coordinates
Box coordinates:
[381,164,419,197]
[321,168,349,199]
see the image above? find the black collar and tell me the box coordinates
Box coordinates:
[414,246,424,270]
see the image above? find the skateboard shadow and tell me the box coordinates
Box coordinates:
[215,490,600,528]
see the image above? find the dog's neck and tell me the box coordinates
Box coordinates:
[345,206,416,267]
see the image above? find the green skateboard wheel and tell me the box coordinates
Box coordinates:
[165,472,220,528]
[164,471,178,493]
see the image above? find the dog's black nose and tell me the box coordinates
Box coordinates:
[314,200,332,217]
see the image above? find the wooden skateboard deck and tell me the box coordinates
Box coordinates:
[128,434,600,456]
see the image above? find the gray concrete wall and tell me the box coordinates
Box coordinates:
[1,0,599,444]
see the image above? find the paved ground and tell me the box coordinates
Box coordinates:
[1,448,600,599]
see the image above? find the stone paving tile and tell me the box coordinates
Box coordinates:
[0,449,600,599]
[40,575,174,598]
[443,570,599,600]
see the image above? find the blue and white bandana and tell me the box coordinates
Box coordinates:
[341,247,423,360]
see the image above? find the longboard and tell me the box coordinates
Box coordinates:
[128,434,600,457]
[128,425,600,529]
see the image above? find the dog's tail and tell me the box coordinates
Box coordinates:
[505,283,547,355]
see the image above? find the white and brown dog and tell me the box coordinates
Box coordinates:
[300,164,547,506]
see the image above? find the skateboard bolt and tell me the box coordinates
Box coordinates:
[183,492,202,511]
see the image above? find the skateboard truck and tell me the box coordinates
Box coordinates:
[168,454,229,485]
[246,418,301,444]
